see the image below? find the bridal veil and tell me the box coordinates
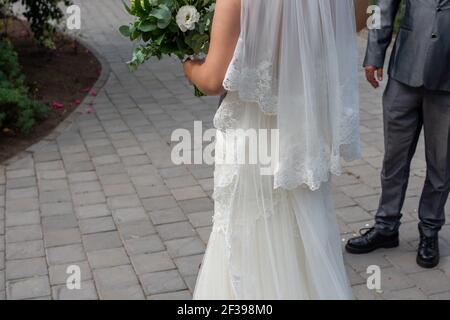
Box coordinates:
[223,0,360,191]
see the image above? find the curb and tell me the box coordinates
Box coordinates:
[1,36,111,166]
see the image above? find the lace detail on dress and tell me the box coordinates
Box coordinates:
[223,39,278,115]
[213,92,244,131]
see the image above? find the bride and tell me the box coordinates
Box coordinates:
[183,0,360,300]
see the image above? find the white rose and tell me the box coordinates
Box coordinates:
[176,5,200,32]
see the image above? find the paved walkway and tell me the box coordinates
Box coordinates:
[0,0,449,300]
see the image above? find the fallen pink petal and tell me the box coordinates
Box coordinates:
[51,102,64,109]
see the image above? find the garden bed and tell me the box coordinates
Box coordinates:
[0,19,101,163]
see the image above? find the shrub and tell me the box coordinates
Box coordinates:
[0,39,48,135]
[1,0,72,48]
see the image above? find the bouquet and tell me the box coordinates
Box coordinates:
[119,0,216,96]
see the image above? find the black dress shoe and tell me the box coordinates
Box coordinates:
[417,230,439,269]
[345,227,399,254]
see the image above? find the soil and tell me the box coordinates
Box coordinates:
[0,18,101,163]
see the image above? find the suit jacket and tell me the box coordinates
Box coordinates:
[364,0,450,92]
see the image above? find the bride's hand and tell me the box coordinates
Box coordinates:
[183,59,205,85]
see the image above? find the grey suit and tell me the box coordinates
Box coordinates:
[364,0,450,91]
[365,0,450,237]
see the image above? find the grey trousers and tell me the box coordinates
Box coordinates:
[375,79,450,237]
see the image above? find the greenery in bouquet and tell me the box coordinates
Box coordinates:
[120,0,215,95]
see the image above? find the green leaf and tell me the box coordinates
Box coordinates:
[150,5,172,29]
[134,0,147,16]
[142,0,153,11]
[138,19,157,32]
[122,0,133,15]
[154,33,165,46]
[119,25,132,37]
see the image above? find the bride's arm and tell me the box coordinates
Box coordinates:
[183,0,241,96]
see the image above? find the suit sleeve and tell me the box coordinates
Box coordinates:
[363,0,402,68]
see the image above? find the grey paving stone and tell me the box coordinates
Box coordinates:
[87,248,130,269]
[408,270,450,295]
[79,217,116,235]
[178,198,214,214]
[429,291,450,300]
[340,184,378,198]
[382,287,427,300]
[46,244,86,265]
[82,231,123,252]
[112,207,149,225]
[156,222,196,241]
[183,274,198,292]
[148,290,192,300]
[43,214,78,232]
[173,254,204,277]
[5,198,39,213]
[35,161,63,172]
[336,206,373,223]
[164,175,197,189]
[6,211,40,227]
[131,174,164,187]
[171,186,207,201]
[5,177,36,190]
[70,181,102,194]
[136,185,172,199]
[165,237,206,258]
[131,252,176,275]
[99,174,130,186]
[7,276,51,300]
[68,172,98,183]
[140,270,186,295]
[196,226,212,244]
[158,167,190,179]
[107,194,141,210]
[39,190,72,204]
[6,169,35,180]
[148,207,187,225]
[354,195,381,212]
[6,257,48,280]
[97,284,145,300]
[93,155,121,166]
[37,170,67,180]
[76,204,111,219]
[52,280,98,300]
[44,228,82,248]
[6,225,42,243]
[103,183,135,197]
[125,235,165,255]
[6,187,38,200]
[41,202,73,217]
[6,240,45,260]
[73,191,106,207]
[126,165,159,178]
[187,211,213,228]
[93,265,139,290]
[49,261,92,285]
[118,219,156,240]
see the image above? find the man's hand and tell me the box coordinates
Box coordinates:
[365,66,384,89]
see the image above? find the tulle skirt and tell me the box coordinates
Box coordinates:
[193,93,353,300]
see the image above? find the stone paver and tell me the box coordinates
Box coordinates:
[1,1,449,300]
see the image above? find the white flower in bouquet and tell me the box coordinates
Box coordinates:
[176,5,200,32]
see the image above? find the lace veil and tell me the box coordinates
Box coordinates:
[223,0,360,191]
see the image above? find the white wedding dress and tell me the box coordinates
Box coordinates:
[193,0,358,300]
[193,92,353,300]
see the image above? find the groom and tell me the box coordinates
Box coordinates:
[346,0,450,268]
